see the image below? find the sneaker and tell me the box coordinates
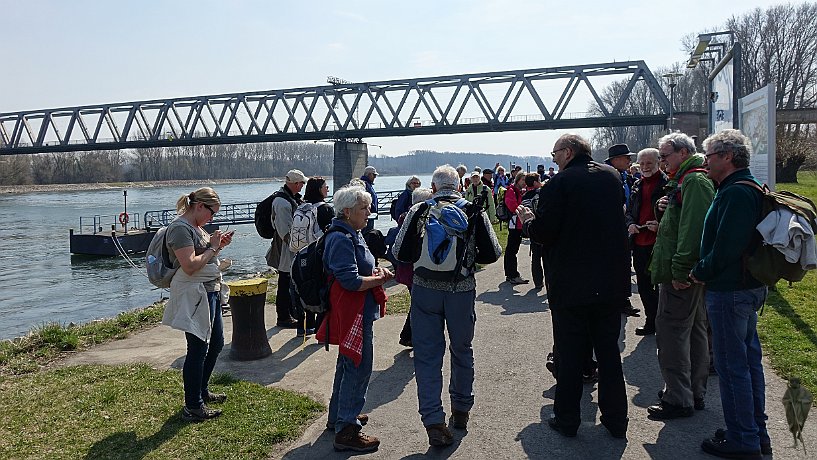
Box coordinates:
[296,328,316,337]
[426,423,454,446]
[182,404,222,422]
[333,425,380,452]
[506,276,530,285]
[545,352,557,378]
[449,410,469,429]
[647,401,693,419]
[635,326,655,336]
[326,414,369,431]
[582,368,599,384]
[203,390,227,404]
[701,436,761,459]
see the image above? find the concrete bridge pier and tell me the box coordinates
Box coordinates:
[333,140,369,193]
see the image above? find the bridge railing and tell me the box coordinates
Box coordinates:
[142,189,404,229]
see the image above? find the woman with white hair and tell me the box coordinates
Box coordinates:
[392,175,421,220]
[317,185,393,452]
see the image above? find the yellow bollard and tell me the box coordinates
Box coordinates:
[226,278,272,360]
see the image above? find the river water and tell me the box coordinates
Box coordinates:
[0,174,433,340]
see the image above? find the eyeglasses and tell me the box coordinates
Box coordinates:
[551,147,567,156]
[203,203,217,217]
[705,150,725,158]
[658,150,676,160]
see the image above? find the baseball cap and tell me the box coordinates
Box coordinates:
[285,169,306,183]
[364,166,378,176]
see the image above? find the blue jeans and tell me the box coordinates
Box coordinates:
[183,291,225,409]
[328,302,375,433]
[706,287,769,451]
[411,285,476,426]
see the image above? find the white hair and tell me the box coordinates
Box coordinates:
[332,185,372,217]
[431,165,460,191]
[405,175,421,187]
[411,187,434,204]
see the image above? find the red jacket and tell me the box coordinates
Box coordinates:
[316,283,387,366]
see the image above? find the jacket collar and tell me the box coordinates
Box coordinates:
[717,168,754,189]
[564,154,592,170]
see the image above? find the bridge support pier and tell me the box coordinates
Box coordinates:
[333,141,368,192]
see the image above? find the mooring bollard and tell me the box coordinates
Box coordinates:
[226,278,272,361]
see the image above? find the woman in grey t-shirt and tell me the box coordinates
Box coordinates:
[166,187,233,422]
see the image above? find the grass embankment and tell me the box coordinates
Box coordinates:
[758,171,817,397]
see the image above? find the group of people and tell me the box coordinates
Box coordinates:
[518,129,771,459]
[159,127,771,459]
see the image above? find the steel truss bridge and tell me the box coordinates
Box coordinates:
[0,61,670,155]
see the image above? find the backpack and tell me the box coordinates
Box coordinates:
[738,181,817,286]
[254,190,294,239]
[389,198,399,220]
[146,226,178,288]
[290,226,353,315]
[495,187,513,222]
[289,203,322,252]
[414,198,472,282]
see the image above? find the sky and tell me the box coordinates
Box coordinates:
[0,0,792,159]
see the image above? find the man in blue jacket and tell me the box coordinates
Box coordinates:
[360,166,378,232]
[690,129,770,459]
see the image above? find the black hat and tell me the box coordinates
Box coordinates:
[483,168,493,174]
[607,143,636,161]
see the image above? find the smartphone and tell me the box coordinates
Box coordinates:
[636,224,649,230]
[225,229,235,236]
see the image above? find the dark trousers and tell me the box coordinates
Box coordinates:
[632,244,658,330]
[183,292,224,409]
[504,229,523,278]
[552,303,628,430]
[276,272,294,322]
[531,242,546,287]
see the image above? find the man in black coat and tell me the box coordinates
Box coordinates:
[519,133,630,439]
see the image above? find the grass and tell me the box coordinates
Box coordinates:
[0,301,166,376]
[0,364,323,459]
[757,170,817,398]
[387,287,412,314]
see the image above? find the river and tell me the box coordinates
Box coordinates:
[0,174,433,340]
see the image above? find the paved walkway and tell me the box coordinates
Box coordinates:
[64,241,814,459]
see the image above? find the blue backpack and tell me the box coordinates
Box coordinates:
[413,198,471,282]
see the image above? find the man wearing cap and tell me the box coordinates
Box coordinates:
[481,169,495,190]
[361,166,378,233]
[268,169,306,328]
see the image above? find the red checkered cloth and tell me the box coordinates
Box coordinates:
[316,284,387,367]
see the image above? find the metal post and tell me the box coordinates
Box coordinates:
[662,72,683,132]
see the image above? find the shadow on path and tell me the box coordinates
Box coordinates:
[84,412,184,459]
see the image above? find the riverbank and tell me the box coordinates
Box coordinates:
[0,177,276,195]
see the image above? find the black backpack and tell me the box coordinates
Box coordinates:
[254,190,293,239]
[389,198,399,220]
[290,225,353,315]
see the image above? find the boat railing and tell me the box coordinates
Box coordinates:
[78,213,142,234]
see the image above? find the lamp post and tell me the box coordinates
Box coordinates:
[662,72,683,132]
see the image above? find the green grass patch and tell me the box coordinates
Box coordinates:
[0,302,166,376]
[758,170,817,398]
[387,288,411,314]
[0,363,323,459]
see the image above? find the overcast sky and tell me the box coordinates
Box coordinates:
[1,0,791,158]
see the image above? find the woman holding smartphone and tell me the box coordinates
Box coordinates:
[162,187,233,421]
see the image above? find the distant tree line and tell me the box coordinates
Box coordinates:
[0,142,333,186]
[369,150,555,175]
[590,1,817,182]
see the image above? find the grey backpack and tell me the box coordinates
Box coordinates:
[146,226,177,288]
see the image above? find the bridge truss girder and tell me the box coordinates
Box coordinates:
[0,61,670,155]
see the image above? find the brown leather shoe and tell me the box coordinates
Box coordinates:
[449,410,469,429]
[426,423,454,446]
[333,424,380,452]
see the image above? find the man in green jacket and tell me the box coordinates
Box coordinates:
[690,129,770,459]
[647,133,715,420]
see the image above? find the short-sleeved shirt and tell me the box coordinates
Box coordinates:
[166,218,219,292]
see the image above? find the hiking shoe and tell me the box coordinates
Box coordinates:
[203,390,227,404]
[506,276,530,285]
[296,328,316,337]
[182,404,222,422]
[326,414,369,431]
[426,423,454,446]
[333,424,380,452]
[701,435,761,459]
[449,410,469,429]
[713,429,772,456]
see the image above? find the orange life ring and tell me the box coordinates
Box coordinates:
[118,212,130,225]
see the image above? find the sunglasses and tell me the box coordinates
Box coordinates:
[203,203,217,217]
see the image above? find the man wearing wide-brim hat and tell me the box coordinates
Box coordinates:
[607,144,641,318]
